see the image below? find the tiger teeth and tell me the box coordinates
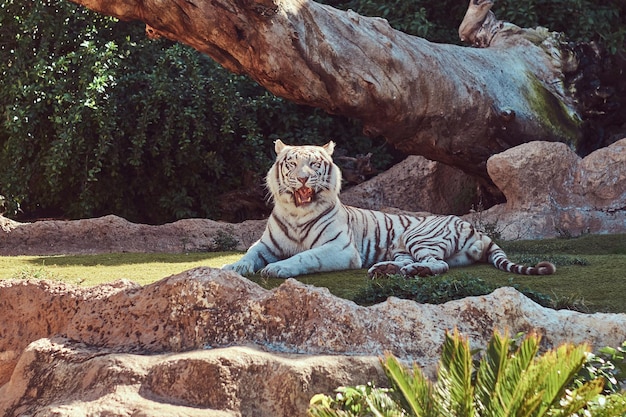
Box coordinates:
[294,187,314,206]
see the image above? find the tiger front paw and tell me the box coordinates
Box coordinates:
[222,260,256,276]
[260,263,295,279]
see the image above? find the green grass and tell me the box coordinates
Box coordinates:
[1,234,624,313]
[0,252,243,287]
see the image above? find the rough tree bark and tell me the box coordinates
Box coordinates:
[69,0,583,178]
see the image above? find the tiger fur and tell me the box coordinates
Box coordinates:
[222,140,556,279]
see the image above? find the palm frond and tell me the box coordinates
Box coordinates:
[475,330,510,416]
[383,352,435,417]
[435,329,475,416]
[474,331,542,417]
[533,342,591,415]
[546,378,604,417]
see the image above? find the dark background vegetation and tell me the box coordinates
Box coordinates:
[1,0,624,224]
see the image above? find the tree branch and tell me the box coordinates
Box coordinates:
[67,0,582,178]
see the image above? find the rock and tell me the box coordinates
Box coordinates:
[1,269,626,415]
[473,139,626,239]
[0,216,20,233]
[576,139,626,208]
[485,141,581,211]
[340,155,479,215]
[0,338,383,417]
[0,214,266,255]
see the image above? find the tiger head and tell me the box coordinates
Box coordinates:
[267,140,342,211]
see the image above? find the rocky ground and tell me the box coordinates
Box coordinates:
[1,270,625,416]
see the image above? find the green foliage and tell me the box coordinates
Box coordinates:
[324,0,625,55]
[351,274,588,312]
[0,1,385,223]
[353,274,496,306]
[211,227,240,252]
[493,0,626,55]
[13,265,63,281]
[575,341,626,395]
[309,383,404,417]
[322,0,467,43]
[308,331,626,417]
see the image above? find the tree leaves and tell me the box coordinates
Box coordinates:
[0,1,380,223]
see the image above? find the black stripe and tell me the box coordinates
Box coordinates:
[301,205,335,235]
[260,241,281,260]
[309,219,335,247]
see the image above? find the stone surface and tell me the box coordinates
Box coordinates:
[0,339,383,417]
[340,155,479,215]
[0,216,19,233]
[474,139,626,239]
[0,214,265,255]
[1,269,626,415]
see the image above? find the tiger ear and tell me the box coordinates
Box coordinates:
[274,139,287,154]
[323,141,336,156]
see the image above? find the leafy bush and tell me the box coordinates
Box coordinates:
[576,341,626,395]
[0,1,388,223]
[493,0,626,55]
[211,227,240,252]
[353,274,497,306]
[308,331,626,417]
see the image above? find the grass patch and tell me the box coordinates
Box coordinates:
[0,252,243,286]
[1,234,624,313]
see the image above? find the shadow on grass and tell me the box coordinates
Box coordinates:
[24,252,239,267]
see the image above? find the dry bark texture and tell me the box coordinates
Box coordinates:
[69,0,581,178]
[1,270,626,415]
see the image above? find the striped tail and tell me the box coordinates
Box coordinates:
[487,243,556,275]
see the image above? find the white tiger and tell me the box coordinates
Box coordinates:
[222,140,556,279]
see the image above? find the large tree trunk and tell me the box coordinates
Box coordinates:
[70,0,583,178]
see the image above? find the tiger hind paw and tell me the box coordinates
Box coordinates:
[367,262,404,279]
[401,265,435,277]
[401,261,448,277]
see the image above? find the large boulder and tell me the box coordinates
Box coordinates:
[472,138,626,239]
[340,155,479,215]
[1,269,626,416]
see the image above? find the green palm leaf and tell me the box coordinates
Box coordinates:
[546,378,604,417]
[475,330,510,415]
[533,342,591,415]
[383,352,435,417]
[474,331,542,417]
[435,329,475,416]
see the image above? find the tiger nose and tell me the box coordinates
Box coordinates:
[297,177,308,185]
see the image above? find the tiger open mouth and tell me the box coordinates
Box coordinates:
[294,186,314,207]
